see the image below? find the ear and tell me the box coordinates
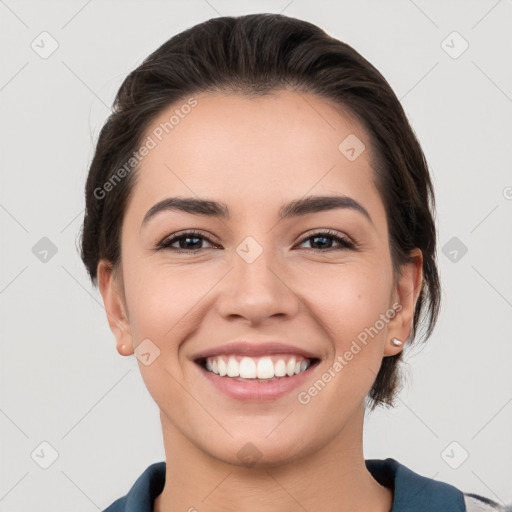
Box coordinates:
[383,248,424,357]
[97,259,134,356]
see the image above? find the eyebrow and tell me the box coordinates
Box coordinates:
[141,194,373,228]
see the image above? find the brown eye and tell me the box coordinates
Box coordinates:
[156,231,219,252]
[297,230,355,251]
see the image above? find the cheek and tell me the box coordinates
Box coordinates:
[303,265,395,403]
[121,264,207,406]
[296,260,394,352]
[125,253,394,351]
[123,260,209,342]
[283,263,395,418]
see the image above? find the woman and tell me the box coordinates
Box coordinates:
[79,13,509,512]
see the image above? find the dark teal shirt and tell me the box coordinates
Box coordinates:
[103,458,505,511]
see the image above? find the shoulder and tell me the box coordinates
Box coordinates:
[102,461,166,512]
[366,458,511,512]
[102,497,125,512]
[463,493,512,512]
[102,458,511,512]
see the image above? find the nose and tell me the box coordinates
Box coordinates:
[215,242,301,325]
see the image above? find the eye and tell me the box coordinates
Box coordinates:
[156,230,219,252]
[156,229,356,253]
[296,230,356,251]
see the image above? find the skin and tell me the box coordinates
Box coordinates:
[97,90,423,512]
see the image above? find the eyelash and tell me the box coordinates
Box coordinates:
[155,229,356,253]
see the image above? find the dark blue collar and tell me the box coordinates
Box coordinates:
[366,458,465,511]
[103,458,465,511]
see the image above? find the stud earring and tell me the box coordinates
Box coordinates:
[391,337,403,347]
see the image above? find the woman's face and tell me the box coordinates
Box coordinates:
[98,90,421,466]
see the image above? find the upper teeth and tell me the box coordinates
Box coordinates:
[205,355,311,379]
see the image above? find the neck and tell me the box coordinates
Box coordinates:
[154,404,392,512]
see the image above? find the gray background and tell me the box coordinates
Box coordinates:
[1,0,511,510]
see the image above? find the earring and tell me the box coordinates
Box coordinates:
[391,337,403,347]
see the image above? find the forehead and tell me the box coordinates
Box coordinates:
[124,90,382,225]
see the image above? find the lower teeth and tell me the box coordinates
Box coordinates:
[232,375,288,382]
[206,370,302,381]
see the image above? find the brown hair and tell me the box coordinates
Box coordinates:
[79,13,440,409]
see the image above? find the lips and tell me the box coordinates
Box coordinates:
[191,340,321,400]
[196,355,321,401]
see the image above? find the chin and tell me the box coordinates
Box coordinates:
[203,431,308,469]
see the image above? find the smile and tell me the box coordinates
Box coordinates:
[195,354,321,400]
[203,354,314,380]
